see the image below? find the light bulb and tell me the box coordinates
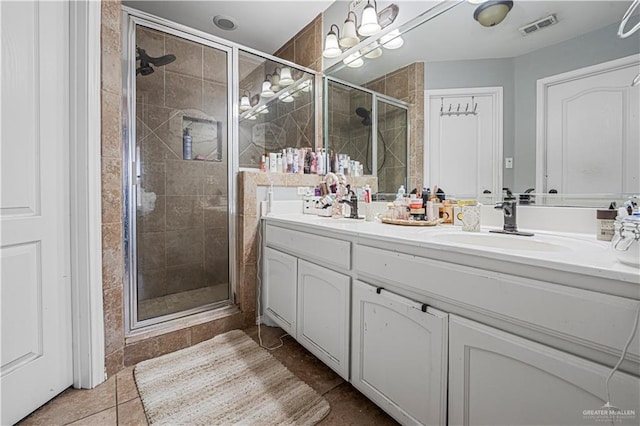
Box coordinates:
[323,28,342,58]
[340,13,360,48]
[363,42,382,59]
[380,29,404,49]
[260,79,274,97]
[239,95,251,112]
[343,53,363,68]
[358,1,381,36]
[279,67,294,86]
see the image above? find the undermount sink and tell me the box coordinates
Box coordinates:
[433,232,572,252]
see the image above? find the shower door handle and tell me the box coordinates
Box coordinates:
[134,146,142,208]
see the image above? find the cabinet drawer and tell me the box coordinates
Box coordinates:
[266,224,350,270]
[355,244,640,365]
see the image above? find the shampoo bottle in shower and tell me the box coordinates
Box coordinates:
[183,128,192,160]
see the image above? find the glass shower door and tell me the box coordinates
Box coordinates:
[376,99,408,194]
[132,24,231,325]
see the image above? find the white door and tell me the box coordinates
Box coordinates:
[540,56,640,194]
[297,259,350,380]
[426,87,503,198]
[263,247,297,337]
[1,1,73,424]
[351,281,448,426]
[449,315,640,426]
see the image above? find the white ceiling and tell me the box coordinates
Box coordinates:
[123,0,335,54]
[329,0,639,84]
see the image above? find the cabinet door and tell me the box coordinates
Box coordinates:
[297,259,350,379]
[449,315,640,426]
[263,247,297,337]
[352,281,448,426]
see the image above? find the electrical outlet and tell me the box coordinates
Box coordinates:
[505,157,513,169]
[297,186,309,196]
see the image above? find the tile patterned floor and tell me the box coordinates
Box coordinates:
[19,325,398,425]
[138,284,229,321]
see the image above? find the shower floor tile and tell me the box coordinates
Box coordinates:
[137,284,229,320]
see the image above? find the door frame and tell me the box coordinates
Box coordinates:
[69,0,105,388]
[424,86,504,196]
[535,54,639,194]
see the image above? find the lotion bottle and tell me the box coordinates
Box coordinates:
[182,128,192,160]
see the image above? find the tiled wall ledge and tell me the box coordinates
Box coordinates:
[237,170,378,324]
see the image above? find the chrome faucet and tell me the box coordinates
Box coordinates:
[490,198,534,236]
[339,190,361,219]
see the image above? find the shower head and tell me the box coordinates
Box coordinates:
[136,47,176,76]
[355,107,372,126]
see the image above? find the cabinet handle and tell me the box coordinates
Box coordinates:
[375,286,430,314]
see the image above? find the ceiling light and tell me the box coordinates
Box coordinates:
[239,91,251,112]
[343,53,364,68]
[474,0,513,27]
[279,67,294,86]
[380,29,404,49]
[212,15,238,31]
[322,24,342,58]
[359,0,381,36]
[363,42,382,59]
[340,12,360,48]
[261,74,275,98]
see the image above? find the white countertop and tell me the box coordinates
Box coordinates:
[263,212,640,290]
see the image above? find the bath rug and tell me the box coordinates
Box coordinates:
[134,329,330,425]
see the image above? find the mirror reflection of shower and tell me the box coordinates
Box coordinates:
[136,46,176,76]
[356,106,387,174]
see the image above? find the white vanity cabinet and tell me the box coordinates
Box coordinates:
[262,247,297,337]
[296,259,350,380]
[351,281,448,426]
[449,315,640,426]
[263,223,352,380]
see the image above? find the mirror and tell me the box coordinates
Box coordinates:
[325,0,640,203]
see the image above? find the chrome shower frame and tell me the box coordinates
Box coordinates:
[121,7,321,335]
[323,76,410,192]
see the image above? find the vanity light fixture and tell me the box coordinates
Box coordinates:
[260,74,275,97]
[340,12,360,48]
[380,29,404,49]
[343,52,364,68]
[239,90,251,112]
[473,0,514,27]
[270,71,281,92]
[359,0,381,36]
[279,67,294,86]
[279,92,294,103]
[363,41,382,59]
[322,24,342,58]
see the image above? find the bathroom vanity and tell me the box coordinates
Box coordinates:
[261,213,640,425]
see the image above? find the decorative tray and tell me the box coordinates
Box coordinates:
[380,217,440,226]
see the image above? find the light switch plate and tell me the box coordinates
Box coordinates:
[505,157,513,169]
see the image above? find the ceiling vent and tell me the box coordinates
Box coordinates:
[519,14,558,36]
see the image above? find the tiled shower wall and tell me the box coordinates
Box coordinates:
[364,62,425,191]
[135,26,229,302]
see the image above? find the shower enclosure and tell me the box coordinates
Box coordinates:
[325,77,408,195]
[122,9,317,332]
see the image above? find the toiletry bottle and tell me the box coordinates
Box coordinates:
[183,128,192,160]
[317,150,325,175]
[286,148,293,173]
[276,154,283,173]
[269,152,277,173]
[260,155,266,172]
[421,187,429,220]
[310,152,317,174]
[292,150,299,174]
